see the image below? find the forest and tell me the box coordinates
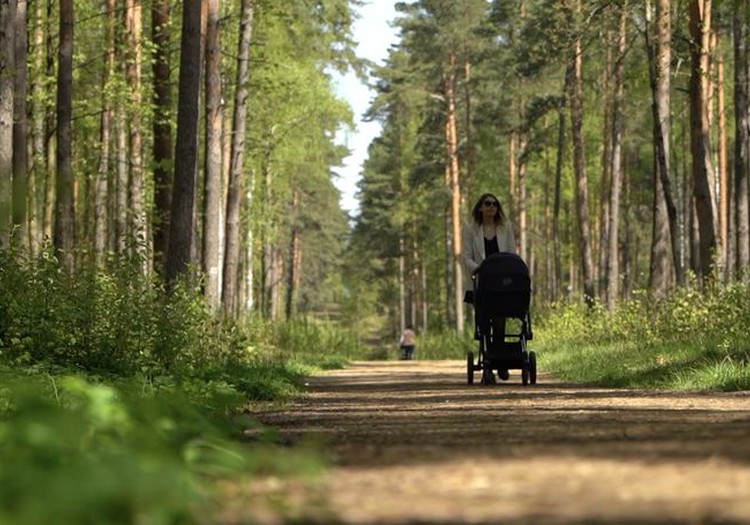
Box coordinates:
[2,0,750,522]
[3,0,749,342]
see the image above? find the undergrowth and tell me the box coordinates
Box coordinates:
[534,281,750,391]
[0,249,363,524]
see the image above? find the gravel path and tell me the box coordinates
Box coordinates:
[231,360,750,524]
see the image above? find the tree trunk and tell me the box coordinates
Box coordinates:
[462,55,475,195]
[94,0,116,263]
[43,2,55,245]
[399,235,406,333]
[261,148,275,318]
[552,98,565,302]
[113,107,128,253]
[54,0,75,270]
[166,0,202,283]
[518,134,528,262]
[12,0,28,249]
[202,0,223,310]
[645,0,680,294]
[567,11,595,305]
[599,39,612,303]
[0,0,13,247]
[285,190,301,319]
[689,0,717,280]
[28,0,46,257]
[734,0,750,277]
[445,53,464,333]
[607,6,626,310]
[124,0,146,264]
[152,0,172,274]
[716,30,728,278]
[223,0,254,316]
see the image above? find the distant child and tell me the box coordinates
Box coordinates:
[399,325,416,360]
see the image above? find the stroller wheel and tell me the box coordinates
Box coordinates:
[529,351,537,384]
[522,363,529,385]
[467,351,474,385]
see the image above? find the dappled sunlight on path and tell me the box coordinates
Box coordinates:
[239,360,750,524]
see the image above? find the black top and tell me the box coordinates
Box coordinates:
[484,235,499,257]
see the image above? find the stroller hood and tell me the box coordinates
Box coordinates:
[474,252,530,318]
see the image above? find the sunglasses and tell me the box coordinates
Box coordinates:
[483,200,499,207]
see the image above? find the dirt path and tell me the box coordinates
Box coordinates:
[238,360,750,524]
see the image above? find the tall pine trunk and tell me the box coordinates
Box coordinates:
[606,6,626,310]
[12,0,28,249]
[202,0,223,310]
[646,0,680,293]
[445,52,464,333]
[734,0,750,277]
[567,4,595,305]
[0,0,14,247]
[94,0,116,263]
[166,0,202,283]
[54,0,75,270]
[223,0,254,316]
[689,0,717,280]
[552,99,565,302]
[125,0,146,264]
[152,0,172,273]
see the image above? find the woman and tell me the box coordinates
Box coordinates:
[462,192,517,381]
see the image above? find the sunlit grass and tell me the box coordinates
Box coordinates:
[534,282,750,392]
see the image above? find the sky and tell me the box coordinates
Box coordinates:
[332,1,400,216]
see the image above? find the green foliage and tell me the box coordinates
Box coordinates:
[0,252,371,524]
[412,330,475,361]
[535,281,750,391]
[268,319,365,369]
[0,368,324,525]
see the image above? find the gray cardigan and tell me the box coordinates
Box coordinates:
[462,221,517,293]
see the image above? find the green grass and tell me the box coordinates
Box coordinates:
[533,286,750,391]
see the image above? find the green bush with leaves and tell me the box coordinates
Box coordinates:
[0,367,324,525]
[0,250,359,524]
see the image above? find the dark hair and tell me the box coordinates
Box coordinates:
[471,193,506,225]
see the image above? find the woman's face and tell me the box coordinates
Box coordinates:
[480,195,499,222]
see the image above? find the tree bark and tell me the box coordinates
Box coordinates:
[285,189,301,319]
[645,0,681,293]
[0,0,13,247]
[734,0,750,277]
[53,0,75,270]
[688,0,717,280]
[445,53,464,333]
[567,5,595,306]
[94,0,116,263]
[152,0,172,274]
[716,30,728,278]
[28,0,46,257]
[518,134,528,262]
[223,0,254,316]
[125,0,146,264]
[552,99,565,302]
[607,6,626,310]
[166,0,202,283]
[202,0,223,310]
[12,0,28,250]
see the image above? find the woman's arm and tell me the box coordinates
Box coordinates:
[462,224,480,275]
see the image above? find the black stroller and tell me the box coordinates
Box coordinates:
[467,252,537,386]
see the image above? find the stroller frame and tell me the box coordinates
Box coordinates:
[466,252,537,386]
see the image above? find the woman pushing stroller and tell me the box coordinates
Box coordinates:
[462,192,517,381]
